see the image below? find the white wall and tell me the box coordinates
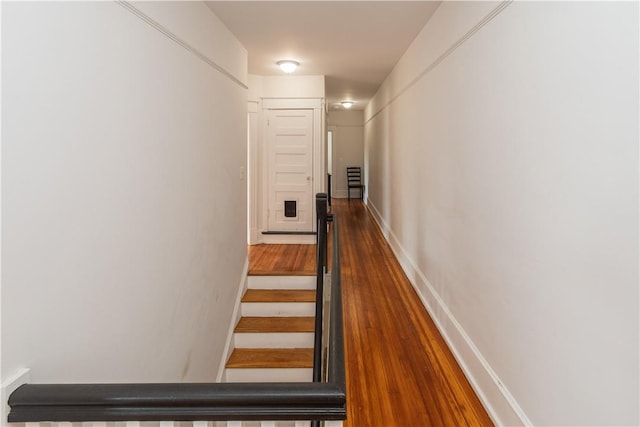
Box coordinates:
[365,2,639,426]
[261,75,325,99]
[327,111,364,198]
[1,1,248,384]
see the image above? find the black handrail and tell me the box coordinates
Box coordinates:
[8,382,345,422]
[8,193,346,424]
[327,212,344,385]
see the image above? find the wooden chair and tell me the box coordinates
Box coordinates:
[347,166,364,200]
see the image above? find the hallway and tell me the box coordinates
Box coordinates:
[2,2,637,425]
[335,199,491,426]
[250,199,492,426]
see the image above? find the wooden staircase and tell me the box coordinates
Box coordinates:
[224,274,316,382]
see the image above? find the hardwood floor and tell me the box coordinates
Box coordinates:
[241,289,316,303]
[247,199,493,426]
[248,244,316,276]
[334,199,493,426]
[235,317,315,333]
[226,348,314,369]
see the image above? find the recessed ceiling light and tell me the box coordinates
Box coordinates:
[341,101,354,109]
[277,60,299,73]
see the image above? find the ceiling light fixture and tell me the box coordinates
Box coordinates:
[277,60,299,73]
[341,101,354,109]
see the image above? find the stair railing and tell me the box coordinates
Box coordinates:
[313,192,330,383]
[6,193,346,427]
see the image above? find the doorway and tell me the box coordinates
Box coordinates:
[266,109,314,232]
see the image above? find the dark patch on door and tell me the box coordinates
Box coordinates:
[284,200,297,218]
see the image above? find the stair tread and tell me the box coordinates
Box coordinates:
[235,316,315,333]
[248,271,316,277]
[226,348,314,368]
[242,289,316,303]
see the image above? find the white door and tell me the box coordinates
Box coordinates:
[267,109,314,232]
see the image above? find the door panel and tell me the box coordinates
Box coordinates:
[267,109,313,231]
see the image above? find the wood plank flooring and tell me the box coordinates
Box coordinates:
[248,244,316,276]
[241,289,316,303]
[248,198,493,426]
[226,348,314,369]
[235,317,315,333]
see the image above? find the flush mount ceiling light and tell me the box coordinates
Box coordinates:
[277,60,299,73]
[341,101,354,109]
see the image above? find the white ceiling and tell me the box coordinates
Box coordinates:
[205,1,440,110]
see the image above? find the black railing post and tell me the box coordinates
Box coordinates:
[327,173,332,208]
[316,193,329,272]
[313,193,328,385]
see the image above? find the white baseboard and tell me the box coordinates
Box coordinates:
[365,200,532,427]
[216,257,249,382]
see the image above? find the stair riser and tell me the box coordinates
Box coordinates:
[224,368,313,383]
[248,275,316,290]
[234,332,314,349]
[241,302,315,317]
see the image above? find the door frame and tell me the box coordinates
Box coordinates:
[265,108,314,233]
[327,126,337,199]
[254,98,325,244]
[247,100,260,244]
